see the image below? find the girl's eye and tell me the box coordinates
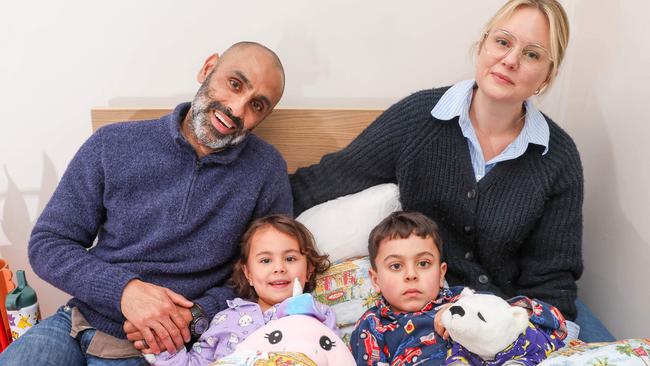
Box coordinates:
[229,79,241,90]
[417,260,431,268]
[251,100,263,112]
[286,256,297,262]
[389,263,402,271]
[260,258,271,264]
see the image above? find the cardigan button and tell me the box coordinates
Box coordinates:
[466,189,477,199]
[478,275,489,284]
[463,225,473,233]
[464,251,474,261]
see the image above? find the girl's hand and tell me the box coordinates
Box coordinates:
[434,303,453,340]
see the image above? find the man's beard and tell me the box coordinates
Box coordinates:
[189,82,249,150]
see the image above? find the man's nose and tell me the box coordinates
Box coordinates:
[228,98,247,120]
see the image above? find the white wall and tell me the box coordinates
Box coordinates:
[1,0,648,338]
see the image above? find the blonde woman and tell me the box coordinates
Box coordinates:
[292,0,614,341]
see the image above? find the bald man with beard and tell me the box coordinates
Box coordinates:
[0,42,292,366]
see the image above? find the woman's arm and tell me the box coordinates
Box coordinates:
[290,90,438,215]
[516,148,584,320]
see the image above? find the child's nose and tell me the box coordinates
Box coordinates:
[404,267,418,281]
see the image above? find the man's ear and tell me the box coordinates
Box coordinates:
[197,53,220,84]
[368,268,381,293]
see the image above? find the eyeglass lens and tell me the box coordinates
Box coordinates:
[485,30,550,65]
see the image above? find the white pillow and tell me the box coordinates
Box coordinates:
[296,183,401,262]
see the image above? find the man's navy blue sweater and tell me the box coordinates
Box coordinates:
[29,103,292,338]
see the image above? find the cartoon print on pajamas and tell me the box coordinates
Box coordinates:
[227,333,240,351]
[212,313,228,326]
[238,314,253,327]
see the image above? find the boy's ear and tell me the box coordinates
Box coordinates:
[368,268,382,293]
[439,262,448,288]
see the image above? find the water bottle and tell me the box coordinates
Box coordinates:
[5,270,40,340]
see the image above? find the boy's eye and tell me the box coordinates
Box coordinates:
[417,260,431,268]
[389,263,402,271]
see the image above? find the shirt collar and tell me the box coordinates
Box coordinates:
[430,79,549,155]
[375,287,458,319]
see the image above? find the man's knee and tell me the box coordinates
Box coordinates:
[0,308,85,365]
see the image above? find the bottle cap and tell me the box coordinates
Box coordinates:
[5,270,37,310]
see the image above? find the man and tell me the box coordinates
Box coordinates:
[0,42,292,365]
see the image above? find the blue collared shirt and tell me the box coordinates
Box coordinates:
[431,79,549,181]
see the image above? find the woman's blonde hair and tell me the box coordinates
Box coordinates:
[477,0,570,93]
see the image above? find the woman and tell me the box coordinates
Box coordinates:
[291,0,613,341]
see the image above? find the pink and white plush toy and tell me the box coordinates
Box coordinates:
[212,281,355,366]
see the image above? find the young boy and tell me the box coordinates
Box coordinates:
[350,211,464,365]
[350,211,567,366]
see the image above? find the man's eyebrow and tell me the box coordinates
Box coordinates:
[234,70,252,88]
[234,70,271,109]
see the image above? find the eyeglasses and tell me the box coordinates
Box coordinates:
[482,29,553,69]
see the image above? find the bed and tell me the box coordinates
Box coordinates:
[91,107,648,365]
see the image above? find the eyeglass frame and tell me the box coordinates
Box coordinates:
[481,29,555,67]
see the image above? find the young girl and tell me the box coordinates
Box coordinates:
[144,214,333,365]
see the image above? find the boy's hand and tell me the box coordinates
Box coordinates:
[434,303,453,340]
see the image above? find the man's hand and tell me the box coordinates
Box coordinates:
[120,279,193,354]
[125,306,193,354]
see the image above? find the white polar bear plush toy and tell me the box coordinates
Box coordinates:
[440,288,564,366]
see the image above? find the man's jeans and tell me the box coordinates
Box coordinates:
[0,306,147,366]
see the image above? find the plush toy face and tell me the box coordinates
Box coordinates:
[440,289,529,361]
[235,314,355,366]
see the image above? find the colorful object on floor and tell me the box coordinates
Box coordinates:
[5,270,40,341]
[0,258,16,351]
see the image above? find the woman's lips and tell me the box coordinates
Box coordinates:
[491,72,514,85]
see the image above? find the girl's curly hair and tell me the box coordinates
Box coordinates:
[230,214,330,300]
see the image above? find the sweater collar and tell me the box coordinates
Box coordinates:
[168,102,251,165]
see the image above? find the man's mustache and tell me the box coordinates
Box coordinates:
[207,101,243,130]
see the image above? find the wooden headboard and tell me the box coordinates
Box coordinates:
[91,107,382,173]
